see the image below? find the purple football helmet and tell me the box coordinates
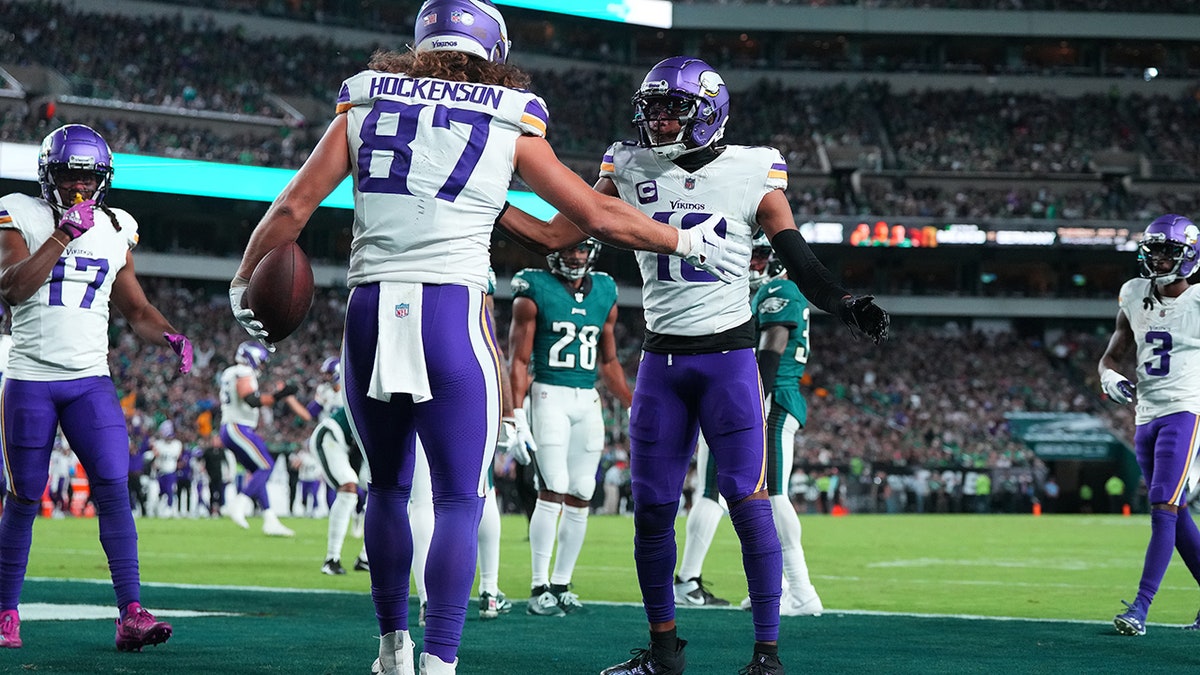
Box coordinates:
[632,56,730,160]
[414,0,510,64]
[236,341,270,370]
[38,124,114,207]
[320,356,342,384]
[547,239,601,281]
[1138,214,1200,285]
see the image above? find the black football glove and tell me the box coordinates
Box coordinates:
[838,295,889,345]
[275,383,299,399]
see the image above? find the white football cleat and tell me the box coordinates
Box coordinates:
[373,630,415,675]
[228,494,250,529]
[262,510,295,537]
[419,652,457,674]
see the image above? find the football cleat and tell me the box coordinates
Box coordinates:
[780,590,823,617]
[372,630,415,675]
[479,591,507,620]
[1185,608,1200,631]
[115,602,172,652]
[1113,598,1148,636]
[550,584,584,614]
[0,609,21,648]
[354,556,370,572]
[322,558,347,576]
[527,585,566,617]
[419,651,458,674]
[673,575,729,607]
[738,652,785,675]
[600,638,687,675]
[227,494,250,529]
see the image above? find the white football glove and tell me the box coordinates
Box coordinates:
[676,215,751,284]
[499,417,530,466]
[228,276,274,350]
[1100,368,1135,405]
[504,407,537,465]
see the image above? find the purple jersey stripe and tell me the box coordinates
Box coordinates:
[523,99,549,126]
[770,162,787,172]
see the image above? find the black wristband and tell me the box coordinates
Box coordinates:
[276,384,298,399]
[757,349,781,394]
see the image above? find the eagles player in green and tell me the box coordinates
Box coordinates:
[748,233,822,616]
[508,239,633,616]
[674,234,823,617]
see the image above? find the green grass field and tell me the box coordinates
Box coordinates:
[7,511,1200,674]
[23,511,1197,622]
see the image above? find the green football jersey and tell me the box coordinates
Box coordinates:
[752,277,810,425]
[511,268,619,389]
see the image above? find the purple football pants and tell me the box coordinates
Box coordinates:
[0,377,141,612]
[219,423,275,510]
[342,283,499,664]
[1130,411,1200,607]
[629,349,782,641]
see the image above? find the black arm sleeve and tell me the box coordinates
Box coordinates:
[242,392,263,408]
[769,228,849,316]
[757,349,781,395]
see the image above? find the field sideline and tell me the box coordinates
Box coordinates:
[20,512,1200,624]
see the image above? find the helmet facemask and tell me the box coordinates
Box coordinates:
[547,240,601,281]
[1137,214,1200,286]
[37,125,114,208]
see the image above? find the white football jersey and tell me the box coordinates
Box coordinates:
[599,143,787,335]
[337,70,549,292]
[313,382,342,420]
[219,364,261,428]
[0,194,138,380]
[1118,278,1200,424]
[151,438,183,475]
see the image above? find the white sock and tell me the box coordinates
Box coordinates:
[408,495,435,604]
[550,505,589,586]
[327,491,356,561]
[529,498,562,589]
[771,495,814,591]
[677,496,724,581]
[477,488,501,595]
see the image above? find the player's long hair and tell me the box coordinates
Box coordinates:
[369,49,530,89]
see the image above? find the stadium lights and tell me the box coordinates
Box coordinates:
[493,0,672,29]
[1144,67,1159,81]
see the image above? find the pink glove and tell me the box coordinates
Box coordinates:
[164,332,193,375]
[57,199,96,241]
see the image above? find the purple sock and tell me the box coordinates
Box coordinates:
[244,469,272,510]
[92,478,141,610]
[0,497,38,610]
[365,484,412,635]
[1173,507,1200,584]
[1137,508,1178,607]
[423,489,484,664]
[633,500,679,625]
[729,496,782,642]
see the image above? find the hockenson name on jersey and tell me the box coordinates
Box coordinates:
[368,75,504,109]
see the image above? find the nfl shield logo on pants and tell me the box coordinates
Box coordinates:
[395,303,410,318]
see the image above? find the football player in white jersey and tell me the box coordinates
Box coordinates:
[150,421,183,518]
[217,341,310,537]
[521,56,888,675]
[228,3,750,673]
[1099,214,1200,636]
[0,124,190,651]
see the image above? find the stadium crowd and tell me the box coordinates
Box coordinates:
[77,278,1130,520]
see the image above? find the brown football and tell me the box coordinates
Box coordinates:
[245,242,314,342]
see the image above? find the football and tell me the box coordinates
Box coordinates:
[244,242,314,342]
